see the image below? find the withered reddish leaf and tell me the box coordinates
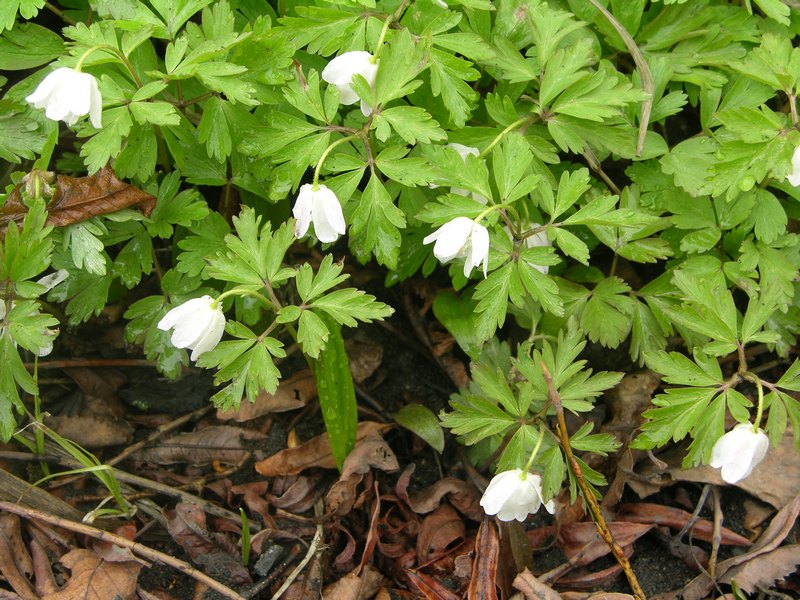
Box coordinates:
[0,514,37,600]
[617,503,751,546]
[255,422,391,476]
[513,568,561,600]
[406,569,462,600]
[1,166,156,231]
[416,504,466,564]
[557,522,653,566]
[468,519,499,600]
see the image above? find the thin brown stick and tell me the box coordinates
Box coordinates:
[709,486,722,578]
[541,361,646,600]
[269,499,324,600]
[0,501,246,600]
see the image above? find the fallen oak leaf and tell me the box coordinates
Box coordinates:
[1,166,156,232]
[46,549,141,600]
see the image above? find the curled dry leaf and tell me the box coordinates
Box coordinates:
[556,521,653,567]
[468,519,500,600]
[0,514,37,600]
[1,166,156,232]
[255,421,391,476]
[164,501,251,586]
[396,464,483,521]
[415,504,466,564]
[138,425,265,465]
[47,549,141,600]
[321,565,387,600]
[216,370,317,421]
[327,433,399,516]
[513,568,561,600]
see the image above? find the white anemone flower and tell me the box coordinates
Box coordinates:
[157,296,226,361]
[26,67,102,128]
[787,146,800,187]
[293,183,346,244]
[709,422,769,484]
[423,216,490,278]
[321,51,379,117]
[480,469,556,522]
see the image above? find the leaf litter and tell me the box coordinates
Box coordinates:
[2,316,798,599]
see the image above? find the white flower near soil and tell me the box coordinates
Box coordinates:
[709,422,769,484]
[480,469,556,522]
[787,146,800,187]
[293,183,346,243]
[157,295,226,361]
[423,216,490,278]
[321,51,379,117]
[25,67,102,128]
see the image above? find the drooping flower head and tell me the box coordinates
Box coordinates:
[709,422,769,484]
[480,469,556,522]
[423,216,490,278]
[157,295,226,361]
[293,183,346,244]
[26,67,102,128]
[321,51,379,117]
[787,146,800,187]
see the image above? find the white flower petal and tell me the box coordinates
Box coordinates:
[25,67,102,128]
[467,222,490,278]
[425,217,473,263]
[293,184,315,238]
[787,146,800,187]
[158,296,225,362]
[710,422,769,484]
[322,51,377,111]
[311,185,346,243]
[480,469,553,522]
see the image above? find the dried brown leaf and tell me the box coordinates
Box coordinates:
[1,166,155,231]
[720,544,800,592]
[346,337,383,383]
[679,493,800,600]
[216,370,317,421]
[513,568,561,600]
[322,565,387,600]
[467,519,499,600]
[46,414,134,448]
[406,569,462,600]
[397,465,483,521]
[254,422,391,476]
[139,425,265,465]
[416,504,466,564]
[616,503,751,546]
[164,502,251,586]
[47,549,141,600]
[557,521,653,567]
[0,514,37,600]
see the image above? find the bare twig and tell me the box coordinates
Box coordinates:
[541,361,646,600]
[269,499,325,600]
[709,486,722,578]
[0,501,246,600]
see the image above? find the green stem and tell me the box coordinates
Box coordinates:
[478,116,534,160]
[76,44,144,88]
[751,375,765,430]
[372,0,409,62]
[523,422,546,474]
[32,357,50,476]
[312,134,360,188]
[212,288,274,311]
[75,45,104,71]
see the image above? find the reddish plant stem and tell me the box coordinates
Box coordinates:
[541,361,645,600]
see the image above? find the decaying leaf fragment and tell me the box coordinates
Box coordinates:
[1,166,156,232]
